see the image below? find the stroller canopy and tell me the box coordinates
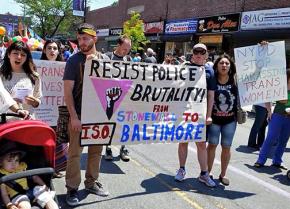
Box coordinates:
[0,120,56,167]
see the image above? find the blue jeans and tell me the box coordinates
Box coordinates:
[256,113,290,165]
[248,105,268,147]
[208,121,237,147]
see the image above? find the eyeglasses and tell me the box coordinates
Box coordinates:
[193,50,206,55]
[219,61,230,65]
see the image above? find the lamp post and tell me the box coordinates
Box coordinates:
[83,0,87,23]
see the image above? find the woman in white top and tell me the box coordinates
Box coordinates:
[0,40,42,119]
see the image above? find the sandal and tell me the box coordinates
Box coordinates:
[219,175,230,186]
[254,162,264,168]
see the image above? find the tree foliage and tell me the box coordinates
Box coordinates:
[123,12,149,51]
[15,0,80,38]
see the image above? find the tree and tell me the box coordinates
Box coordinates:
[123,12,149,51]
[15,0,80,38]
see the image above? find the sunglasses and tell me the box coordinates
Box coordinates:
[193,50,206,55]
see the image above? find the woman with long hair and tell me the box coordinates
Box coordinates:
[207,54,238,186]
[0,40,41,118]
[41,39,68,178]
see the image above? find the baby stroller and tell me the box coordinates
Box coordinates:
[0,113,58,208]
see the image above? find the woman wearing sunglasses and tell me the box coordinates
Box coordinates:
[207,54,238,186]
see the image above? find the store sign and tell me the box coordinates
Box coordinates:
[199,35,223,43]
[165,19,197,35]
[96,29,109,37]
[241,7,290,30]
[109,28,123,36]
[197,13,240,33]
[144,21,164,34]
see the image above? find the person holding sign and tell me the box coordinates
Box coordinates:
[104,35,132,162]
[0,40,41,119]
[40,39,68,179]
[63,23,109,207]
[175,43,216,188]
[254,69,290,169]
[207,54,238,186]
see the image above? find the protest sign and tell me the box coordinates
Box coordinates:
[234,41,288,106]
[34,60,65,126]
[81,59,207,146]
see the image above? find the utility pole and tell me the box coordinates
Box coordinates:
[84,0,87,23]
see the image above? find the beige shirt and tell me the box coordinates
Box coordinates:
[1,72,42,119]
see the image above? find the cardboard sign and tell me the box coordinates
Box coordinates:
[34,60,66,126]
[81,59,207,146]
[234,41,288,106]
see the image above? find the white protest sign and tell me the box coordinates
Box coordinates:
[234,41,288,106]
[34,60,65,126]
[81,59,207,146]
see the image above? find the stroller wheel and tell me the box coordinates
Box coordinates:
[287,170,290,180]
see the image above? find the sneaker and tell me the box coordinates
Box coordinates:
[85,181,109,197]
[66,189,79,206]
[120,149,130,162]
[105,148,113,161]
[198,173,216,187]
[271,164,288,170]
[174,168,186,182]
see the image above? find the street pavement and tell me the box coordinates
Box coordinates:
[53,114,290,209]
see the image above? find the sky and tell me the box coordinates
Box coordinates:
[0,0,117,16]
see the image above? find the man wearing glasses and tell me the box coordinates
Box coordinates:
[175,43,217,187]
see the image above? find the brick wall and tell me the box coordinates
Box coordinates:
[87,0,290,28]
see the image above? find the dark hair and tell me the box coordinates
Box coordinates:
[40,39,63,61]
[77,23,95,34]
[117,35,131,45]
[0,41,38,85]
[213,54,236,82]
[0,152,22,168]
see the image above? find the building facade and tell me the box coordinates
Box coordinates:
[87,0,290,64]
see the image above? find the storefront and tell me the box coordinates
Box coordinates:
[196,13,240,58]
[96,28,109,52]
[235,7,290,67]
[105,27,123,51]
[162,18,198,58]
[144,21,165,63]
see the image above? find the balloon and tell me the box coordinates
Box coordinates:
[22,36,28,43]
[0,26,6,36]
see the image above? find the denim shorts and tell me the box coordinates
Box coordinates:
[208,121,237,147]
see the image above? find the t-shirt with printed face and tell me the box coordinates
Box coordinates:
[212,79,238,125]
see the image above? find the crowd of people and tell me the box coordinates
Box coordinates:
[0,22,289,208]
